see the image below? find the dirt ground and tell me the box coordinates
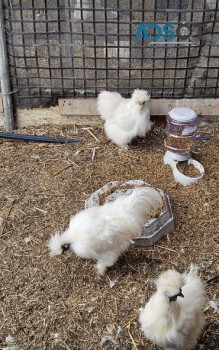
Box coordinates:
[0,123,218,350]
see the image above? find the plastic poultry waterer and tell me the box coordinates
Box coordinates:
[164,107,205,186]
[85,180,174,247]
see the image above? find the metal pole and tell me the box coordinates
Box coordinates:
[0,0,14,131]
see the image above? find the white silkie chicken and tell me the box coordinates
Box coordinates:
[139,264,206,350]
[48,187,162,275]
[97,89,151,148]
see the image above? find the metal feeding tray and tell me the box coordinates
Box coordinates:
[85,180,174,247]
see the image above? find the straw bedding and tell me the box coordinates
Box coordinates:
[0,123,218,350]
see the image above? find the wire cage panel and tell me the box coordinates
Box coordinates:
[2,0,219,108]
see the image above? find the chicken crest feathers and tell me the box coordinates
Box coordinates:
[131,89,150,104]
[156,269,186,296]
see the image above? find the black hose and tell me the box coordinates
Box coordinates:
[196,135,213,140]
[0,132,81,144]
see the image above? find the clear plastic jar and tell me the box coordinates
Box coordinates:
[164,107,198,155]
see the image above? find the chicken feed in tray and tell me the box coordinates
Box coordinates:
[85,180,174,246]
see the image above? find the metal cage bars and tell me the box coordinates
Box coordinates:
[2,0,219,108]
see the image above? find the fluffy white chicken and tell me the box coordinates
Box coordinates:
[48,187,162,275]
[97,89,151,147]
[139,264,206,350]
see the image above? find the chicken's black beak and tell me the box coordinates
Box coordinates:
[178,291,184,298]
[169,291,184,302]
[169,295,177,302]
[61,243,71,253]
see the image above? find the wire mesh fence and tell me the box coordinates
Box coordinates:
[2,0,219,108]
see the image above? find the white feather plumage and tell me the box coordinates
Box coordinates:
[97,89,151,147]
[48,187,162,274]
[139,264,206,350]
